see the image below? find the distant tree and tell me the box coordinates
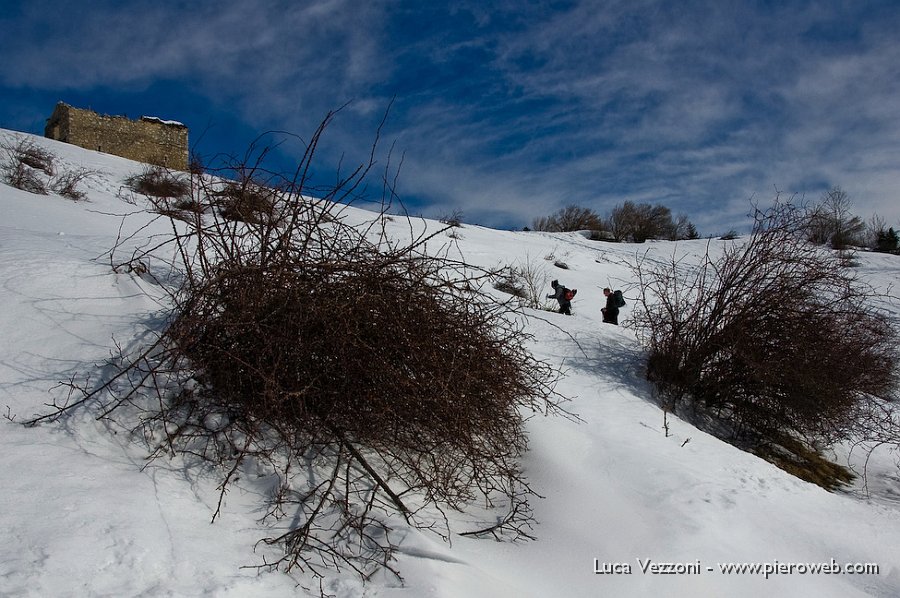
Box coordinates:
[865,214,900,254]
[875,227,899,254]
[532,204,604,232]
[865,214,887,249]
[608,201,683,242]
[806,187,866,249]
[533,200,697,242]
[673,213,700,240]
[607,201,638,241]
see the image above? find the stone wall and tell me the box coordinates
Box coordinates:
[45,102,189,170]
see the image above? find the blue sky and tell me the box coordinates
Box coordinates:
[3,0,900,234]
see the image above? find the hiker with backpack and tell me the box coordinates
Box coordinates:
[602,287,625,325]
[548,279,576,315]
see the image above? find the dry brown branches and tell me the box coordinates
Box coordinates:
[26,109,567,583]
[631,196,899,451]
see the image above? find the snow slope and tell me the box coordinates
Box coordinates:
[2,129,900,598]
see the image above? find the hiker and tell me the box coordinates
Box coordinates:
[602,287,625,325]
[548,279,576,315]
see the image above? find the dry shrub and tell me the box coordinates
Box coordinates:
[126,164,190,198]
[213,179,278,224]
[173,198,205,213]
[13,139,55,175]
[494,256,553,310]
[4,161,48,194]
[169,244,547,506]
[439,208,464,227]
[494,269,528,299]
[50,168,93,201]
[147,196,207,222]
[31,112,565,581]
[631,197,899,483]
[1,137,54,194]
[188,151,205,175]
[1,136,99,200]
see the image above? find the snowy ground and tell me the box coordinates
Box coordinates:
[2,129,900,597]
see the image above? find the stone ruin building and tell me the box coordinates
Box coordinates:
[44,102,189,170]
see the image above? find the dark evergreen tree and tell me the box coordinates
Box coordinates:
[875,227,899,253]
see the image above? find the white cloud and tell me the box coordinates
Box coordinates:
[3,0,899,230]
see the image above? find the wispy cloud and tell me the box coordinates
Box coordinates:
[2,0,899,232]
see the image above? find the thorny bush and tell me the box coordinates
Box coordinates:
[125,164,191,198]
[630,198,899,483]
[27,111,566,585]
[1,137,53,194]
[1,135,96,200]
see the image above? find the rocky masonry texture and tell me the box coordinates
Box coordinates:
[45,102,188,170]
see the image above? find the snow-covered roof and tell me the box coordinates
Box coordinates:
[139,115,186,127]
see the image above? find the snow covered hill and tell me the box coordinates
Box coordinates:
[2,128,899,598]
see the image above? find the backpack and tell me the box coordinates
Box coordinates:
[564,288,577,301]
[613,289,625,308]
